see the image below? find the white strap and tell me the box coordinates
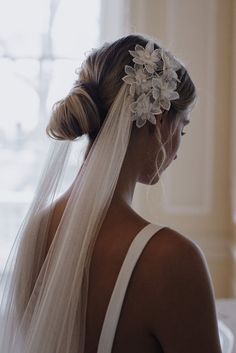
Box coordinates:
[97,223,165,353]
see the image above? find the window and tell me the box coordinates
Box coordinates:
[0,0,101,271]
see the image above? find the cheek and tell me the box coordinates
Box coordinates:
[174,132,182,151]
[173,127,182,149]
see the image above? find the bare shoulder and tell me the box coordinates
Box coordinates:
[148,225,203,254]
[143,226,222,353]
[145,225,214,296]
[143,226,206,271]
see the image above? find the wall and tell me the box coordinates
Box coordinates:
[231,0,236,296]
[125,0,235,298]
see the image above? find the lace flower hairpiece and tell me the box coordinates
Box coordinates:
[122,41,182,128]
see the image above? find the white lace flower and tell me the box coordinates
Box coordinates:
[160,48,182,72]
[161,68,180,84]
[122,41,182,128]
[152,75,179,111]
[122,64,152,96]
[129,42,162,74]
[130,93,162,128]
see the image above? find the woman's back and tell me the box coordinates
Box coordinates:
[47,196,222,353]
[84,221,165,353]
[86,220,222,353]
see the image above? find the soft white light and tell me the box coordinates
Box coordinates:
[0,59,39,140]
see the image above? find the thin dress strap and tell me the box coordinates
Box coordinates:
[97,223,165,353]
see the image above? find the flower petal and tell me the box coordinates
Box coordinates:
[124,65,135,75]
[134,63,143,71]
[163,69,179,82]
[137,92,147,101]
[129,50,138,57]
[148,113,157,125]
[169,91,179,100]
[145,64,155,74]
[133,57,145,65]
[152,102,162,114]
[135,44,145,52]
[130,101,138,112]
[160,97,171,110]
[122,76,136,84]
[145,41,154,53]
[152,88,160,100]
[130,84,136,96]
[136,117,147,128]
[166,80,177,90]
[152,48,162,59]
[152,76,163,88]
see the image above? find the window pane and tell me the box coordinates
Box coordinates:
[0,0,101,270]
[0,0,50,56]
[0,58,40,141]
[51,0,101,57]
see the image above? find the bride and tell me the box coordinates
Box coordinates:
[0,34,222,353]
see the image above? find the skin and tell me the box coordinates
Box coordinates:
[111,109,190,201]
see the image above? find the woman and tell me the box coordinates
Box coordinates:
[0,34,222,353]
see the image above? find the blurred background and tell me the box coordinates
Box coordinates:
[0,0,236,302]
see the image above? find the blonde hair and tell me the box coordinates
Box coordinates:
[46,34,196,182]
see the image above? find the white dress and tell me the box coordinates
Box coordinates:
[97,223,165,353]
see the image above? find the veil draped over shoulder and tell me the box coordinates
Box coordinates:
[0,83,133,353]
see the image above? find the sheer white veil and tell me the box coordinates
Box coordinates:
[0,82,133,353]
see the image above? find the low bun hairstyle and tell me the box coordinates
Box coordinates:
[46,83,102,141]
[46,34,196,142]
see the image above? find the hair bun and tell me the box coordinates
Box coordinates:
[46,83,101,141]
